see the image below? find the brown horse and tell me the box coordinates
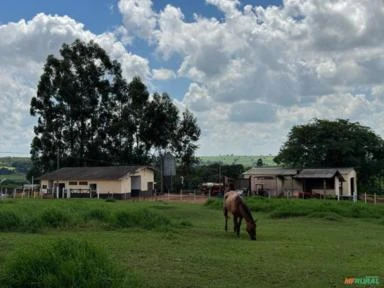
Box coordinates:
[224,191,256,240]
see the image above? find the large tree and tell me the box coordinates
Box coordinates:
[30,39,201,177]
[274,119,384,192]
[173,109,201,172]
[30,39,130,174]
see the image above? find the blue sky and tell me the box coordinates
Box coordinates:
[1,0,384,157]
[0,0,282,101]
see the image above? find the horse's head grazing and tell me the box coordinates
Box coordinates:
[246,221,256,240]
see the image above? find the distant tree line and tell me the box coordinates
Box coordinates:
[29,39,200,179]
[0,157,31,174]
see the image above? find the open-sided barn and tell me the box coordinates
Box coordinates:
[243,167,357,199]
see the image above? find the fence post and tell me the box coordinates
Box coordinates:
[374,193,377,205]
[364,192,367,204]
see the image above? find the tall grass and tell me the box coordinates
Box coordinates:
[0,200,183,233]
[206,197,384,220]
[40,207,73,228]
[0,238,140,288]
[114,209,172,230]
[0,210,21,231]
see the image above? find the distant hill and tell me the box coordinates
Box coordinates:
[198,155,277,168]
[0,157,31,173]
[0,157,31,188]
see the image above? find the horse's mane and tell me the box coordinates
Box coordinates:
[239,198,255,224]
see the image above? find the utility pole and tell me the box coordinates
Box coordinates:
[56,147,60,199]
[180,176,184,200]
[57,147,60,170]
[160,154,163,194]
[218,164,221,184]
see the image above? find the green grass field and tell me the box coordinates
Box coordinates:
[0,173,26,182]
[0,199,383,287]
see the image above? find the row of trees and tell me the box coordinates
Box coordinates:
[174,119,384,194]
[29,40,200,178]
[274,119,384,193]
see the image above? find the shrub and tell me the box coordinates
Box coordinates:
[204,199,222,209]
[0,238,139,288]
[39,208,72,228]
[0,210,21,231]
[114,209,172,230]
[22,216,43,233]
[85,208,111,222]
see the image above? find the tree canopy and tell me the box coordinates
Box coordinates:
[274,119,384,192]
[29,39,200,178]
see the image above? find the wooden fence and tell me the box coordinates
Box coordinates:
[358,193,384,204]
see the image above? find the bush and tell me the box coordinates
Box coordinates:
[0,210,21,231]
[204,199,222,209]
[84,208,111,222]
[114,209,171,230]
[39,208,72,228]
[0,238,139,288]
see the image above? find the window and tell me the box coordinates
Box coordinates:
[69,182,77,186]
[79,181,88,186]
[42,185,47,189]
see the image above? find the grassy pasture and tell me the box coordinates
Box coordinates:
[0,199,383,287]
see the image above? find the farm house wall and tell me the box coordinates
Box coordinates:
[340,170,357,196]
[94,180,124,194]
[250,176,301,196]
[39,168,154,195]
[310,177,340,196]
[39,179,126,194]
[281,177,302,194]
[131,168,154,191]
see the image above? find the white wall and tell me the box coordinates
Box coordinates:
[340,170,357,196]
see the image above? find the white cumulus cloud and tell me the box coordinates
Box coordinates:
[118,0,384,155]
[0,13,150,156]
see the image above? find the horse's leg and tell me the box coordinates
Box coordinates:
[224,208,228,231]
[233,216,238,235]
